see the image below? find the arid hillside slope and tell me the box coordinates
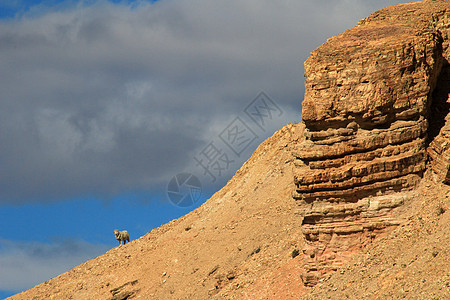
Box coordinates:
[10,123,309,299]
[9,1,450,299]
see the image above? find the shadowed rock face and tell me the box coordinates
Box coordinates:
[294,0,450,287]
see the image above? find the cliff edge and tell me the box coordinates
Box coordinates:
[294,0,450,287]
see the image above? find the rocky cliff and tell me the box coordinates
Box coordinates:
[294,0,450,286]
[9,1,450,299]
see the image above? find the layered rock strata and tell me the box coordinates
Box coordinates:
[294,0,450,286]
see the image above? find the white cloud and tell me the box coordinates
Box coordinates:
[0,0,410,203]
[0,238,110,292]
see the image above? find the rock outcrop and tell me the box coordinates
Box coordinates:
[293,0,450,286]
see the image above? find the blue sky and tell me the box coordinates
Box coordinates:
[0,0,410,298]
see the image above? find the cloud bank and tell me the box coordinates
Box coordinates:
[0,0,409,203]
[0,238,109,292]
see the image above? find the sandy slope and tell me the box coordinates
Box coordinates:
[8,122,449,300]
[10,123,309,300]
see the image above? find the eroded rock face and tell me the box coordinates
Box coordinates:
[294,0,450,286]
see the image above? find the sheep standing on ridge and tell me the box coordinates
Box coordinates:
[114,229,130,245]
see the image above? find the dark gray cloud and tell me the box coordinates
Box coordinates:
[0,0,410,203]
[0,238,110,292]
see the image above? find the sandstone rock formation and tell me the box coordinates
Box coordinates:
[303,175,449,299]
[293,0,450,286]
